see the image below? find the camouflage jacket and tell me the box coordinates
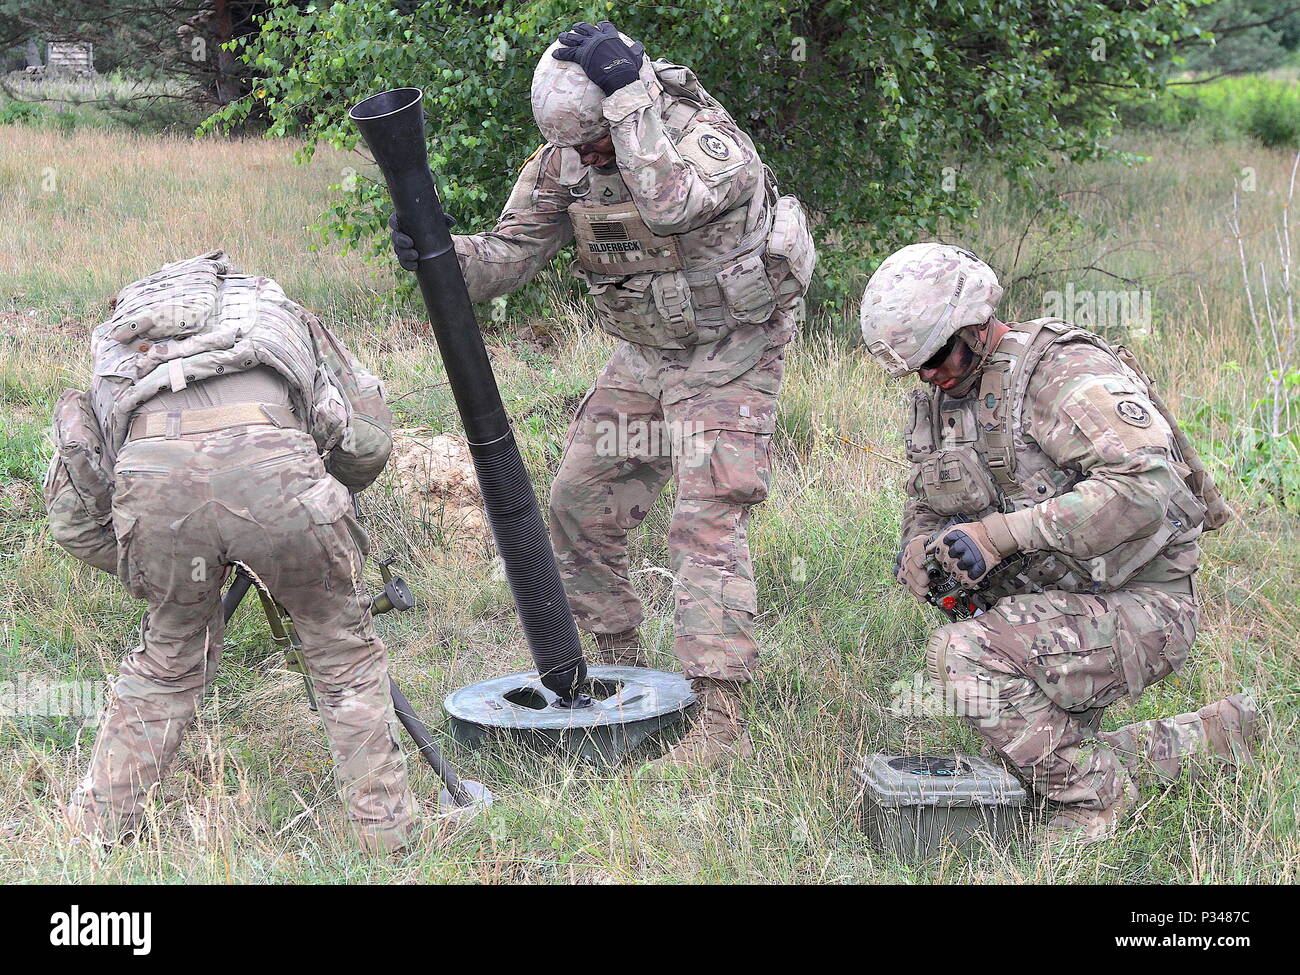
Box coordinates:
[901,319,1204,595]
[453,60,815,353]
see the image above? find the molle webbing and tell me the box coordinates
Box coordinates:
[980,319,1103,488]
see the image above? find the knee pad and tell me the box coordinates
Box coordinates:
[927,621,985,684]
[928,622,1000,720]
[925,629,952,687]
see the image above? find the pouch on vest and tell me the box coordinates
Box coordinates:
[43,388,118,574]
[918,445,999,517]
[104,252,228,344]
[651,270,698,341]
[568,201,684,274]
[766,195,815,292]
[308,316,393,491]
[903,388,935,461]
[585,272,663,340]
[717,253,776,324]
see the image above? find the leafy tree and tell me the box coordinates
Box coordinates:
[1180,0,1300,75]
[208,0,1211,302]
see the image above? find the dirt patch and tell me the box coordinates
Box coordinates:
[383,429,491,553]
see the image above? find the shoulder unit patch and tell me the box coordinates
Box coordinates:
[677,124,744,177]
[698,133,731,160]
[1115,399,1152,427]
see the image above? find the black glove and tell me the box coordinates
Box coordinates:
[926,514,1020,588]
[551,21,644,96]
[388,212,456,271]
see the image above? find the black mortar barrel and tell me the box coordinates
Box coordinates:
[348,88,587,703]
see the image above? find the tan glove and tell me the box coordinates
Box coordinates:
[895,535,931,601]
[927,514,1020,588]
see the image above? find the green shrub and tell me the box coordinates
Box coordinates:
[1243,90,1300,147]
[205,0,1206,303]
[1183,367,1300,513]
[1141,74,1300,147]
[0,100,44,125]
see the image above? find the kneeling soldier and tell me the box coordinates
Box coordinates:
[859,243,1258,844]
[46,252,417,852]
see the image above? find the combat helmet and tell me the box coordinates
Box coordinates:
[859,243,1003,378]
[531,33,643,147]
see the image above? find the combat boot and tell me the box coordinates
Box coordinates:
[592,628,647,668]
[1041,777,1139,847]
[1198,693,1258,767]
[656,678,753,768]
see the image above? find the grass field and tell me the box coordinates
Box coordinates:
[0,121,1296,883]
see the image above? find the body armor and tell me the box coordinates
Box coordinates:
[558,62,812,349]
[45,253,391,574]
[90,251,348,460]
[906,319,1207,595]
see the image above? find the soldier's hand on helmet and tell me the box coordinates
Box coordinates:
[895,535,930,602]
[927,514,1019,588]
[387,212,456,271]
[552,21,645,95]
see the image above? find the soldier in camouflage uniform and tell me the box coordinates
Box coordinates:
[859,243,1258,843]
[46,253,418,852]
[391,22,816,765]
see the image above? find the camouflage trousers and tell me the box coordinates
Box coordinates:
[67,423,417,852]
[549,339,784,682]
[928,583,1204,808]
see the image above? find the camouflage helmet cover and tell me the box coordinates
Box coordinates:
[532,35,642,147]
[859,243,1003,377]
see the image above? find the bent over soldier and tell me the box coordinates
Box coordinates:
[859,243,1257,843]
[46,252,418,852]
[391,22,816,765]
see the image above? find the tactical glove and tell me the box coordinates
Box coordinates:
[388,212,456,271]
[552,21,645,96]
[927,514,1020,588]
[895,535,930,602]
